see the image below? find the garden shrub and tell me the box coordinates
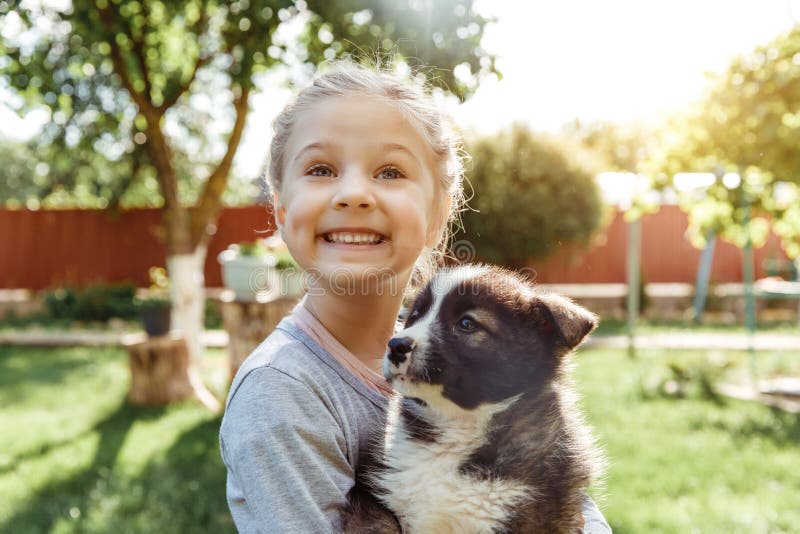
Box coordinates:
[639,352,733,403]
[42,287,79,319]
[204,299,222,330]
[458,125,603,267]
[43,283,137,322]
[40,286,223,327]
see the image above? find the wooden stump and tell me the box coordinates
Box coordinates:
[124,333,194,405]
[218,292,299,381]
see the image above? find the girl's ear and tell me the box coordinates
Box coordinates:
[426,196,452,248]
[272,193,286,227]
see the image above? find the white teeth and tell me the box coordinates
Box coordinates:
[325,232,384,244]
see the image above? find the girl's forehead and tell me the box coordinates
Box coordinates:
[287,95,437,163]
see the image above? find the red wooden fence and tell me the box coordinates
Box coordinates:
[0,205,792,290]
[0,206,276,289]
[530,205,791,284]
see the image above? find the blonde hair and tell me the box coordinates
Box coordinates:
[267,61,467,296]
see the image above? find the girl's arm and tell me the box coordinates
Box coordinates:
[220,366,353,533]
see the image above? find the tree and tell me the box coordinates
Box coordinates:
[1,0,497,408]
[458,125,603,267]
[0,138,43,207]
[647,27,800,257]
[0,136,259,209]
[561,119,656,174]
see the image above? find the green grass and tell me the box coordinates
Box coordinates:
[1,344,799,533]
[594,317,800,336]
[576,347,800,533]
[0,345,233,534]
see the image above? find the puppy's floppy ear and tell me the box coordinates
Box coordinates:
[533,294,598,352]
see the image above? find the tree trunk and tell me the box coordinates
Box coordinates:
[100,15,252,412]
[167,245,221,411]
[126,334,193,405]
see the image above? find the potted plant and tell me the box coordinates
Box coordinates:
[136,266,172,336]
[218,236,303,301]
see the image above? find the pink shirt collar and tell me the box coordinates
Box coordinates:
[289,297,395,397]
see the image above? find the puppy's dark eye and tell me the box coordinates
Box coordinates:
[404,308,420,326]
[457,315,479,332]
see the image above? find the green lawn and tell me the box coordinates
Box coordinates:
[579,348,800,533]
[0,346,232,534]
[1,343,798,533]
[594,317,800,336]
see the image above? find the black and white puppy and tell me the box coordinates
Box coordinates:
[343,264,603,533]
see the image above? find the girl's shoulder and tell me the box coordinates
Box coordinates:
[224,317,387,418]
[229,319,316,386]
[220,317,387,470]
[225,319,333,406]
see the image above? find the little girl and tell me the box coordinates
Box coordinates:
[219,62,610,533]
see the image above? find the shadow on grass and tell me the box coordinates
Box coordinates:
[0,400,164,533]
[704,407,800,447]
[128,415,233,533]
[1,404,232,534]
[0,346,96,397]
[0,424,100,477]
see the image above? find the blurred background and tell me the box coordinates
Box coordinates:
[1,1,799,532]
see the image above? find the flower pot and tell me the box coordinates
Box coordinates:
[218,249,279,301]
[139,304,172,337]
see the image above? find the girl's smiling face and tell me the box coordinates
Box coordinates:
[273,95,448,293]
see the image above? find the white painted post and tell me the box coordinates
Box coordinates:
[627,217,641,358]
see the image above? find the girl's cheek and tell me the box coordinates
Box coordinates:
[286,208,316,234]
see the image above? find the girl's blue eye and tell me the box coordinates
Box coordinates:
[307,165,334,177]
[377,166,405,180]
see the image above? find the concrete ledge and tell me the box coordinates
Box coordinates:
[0,329,229,348]
[0,289,44,320]
[2,327,797,352]
[583,332,800,352]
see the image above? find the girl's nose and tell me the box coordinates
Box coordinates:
[331,170,376,210]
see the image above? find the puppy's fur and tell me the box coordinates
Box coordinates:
[343,264,603,533]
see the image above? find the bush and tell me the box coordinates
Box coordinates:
[204,299,222,329]
[42,283,138,322]
[42,287,78,319]
[458,125,603,266]
[639,352,733,403]
[39,286,224,328]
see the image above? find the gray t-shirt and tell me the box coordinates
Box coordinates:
[219,317,611,533]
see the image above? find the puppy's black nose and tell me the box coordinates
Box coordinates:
[387,336,416,366]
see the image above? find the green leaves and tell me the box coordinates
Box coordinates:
[1,0,496,244]
[648,28,800,258]
[458,125,603,266]
[302,0,497,101]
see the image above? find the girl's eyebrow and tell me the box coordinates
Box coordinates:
[381,142,415,157]
[380,143,421,167]
[291,141,420,166]
[292,142,332,165]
